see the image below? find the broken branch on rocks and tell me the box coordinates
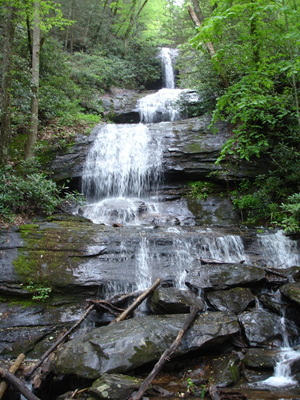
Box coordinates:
[0,353,25,400]
[110,278,161,324]
[85,299,125,317]
[25,304,95,380]
[0,366,40,400]
[131,306,201,400]
[32,328,68,391]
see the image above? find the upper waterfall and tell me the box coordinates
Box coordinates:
[160,47,178,89]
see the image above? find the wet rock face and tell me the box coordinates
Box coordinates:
[280,282,300,305]
[89,373,142,399]
[207,287,255,314]
[48,115,270,187]
[242,348,278,369]
[239,311,285,347]
[185,263,266,291]
[53,312,240,379]
[148,287,204,314]
[211,354,241,388]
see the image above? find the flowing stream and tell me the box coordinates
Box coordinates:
[80,48,300,393]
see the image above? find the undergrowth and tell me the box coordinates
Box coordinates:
[0,157,85,227]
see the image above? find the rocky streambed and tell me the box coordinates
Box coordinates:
[1,84,300,399]
[1,214,300,400]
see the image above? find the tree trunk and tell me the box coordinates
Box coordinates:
[24,1,41,160]
[191,0,204,23]
[187,5,229,88]
[123,0,148,55]
[282,0,300,133]
[0,5,16,166]
[64,0,74,52]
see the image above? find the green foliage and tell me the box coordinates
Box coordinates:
[0,159,85,223]
[280,193,300,233]
[189,181,214,200]
[186,378,195,394]
[26,281,52,302]
[212,67,296,164]
[69,44,161,91]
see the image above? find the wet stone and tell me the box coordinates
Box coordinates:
[53,312,240,379]
[280,282,300,306]
[148,287,204,314]
[239,310,283,347]
[206,287,255,314]
[210,354,241,388]
[242,348,279,369]
[258,293,285,315]
[185,263,266,291]
[89,373,143,400]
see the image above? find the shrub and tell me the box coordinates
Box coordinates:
[0,160,84,223]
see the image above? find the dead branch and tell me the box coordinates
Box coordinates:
[110,279,161,324]
[85,299,124,316]
[0,367,40,400]
[209,383,221,400]
[0,353,25,399]
[32,328,67,390]
[107,289,144,306]
[25,304,95,380]
[131,306,201,400]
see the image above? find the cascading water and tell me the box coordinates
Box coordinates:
[160,47,177,89]
[79,50,300,394]
[259,309,300,388]
[81,123,163,225]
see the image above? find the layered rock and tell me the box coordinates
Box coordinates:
[53,312,240,379]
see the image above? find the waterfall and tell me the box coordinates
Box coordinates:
[200,234,249,264]
[82,124,163,200]
[261,314,300,388]
[81,123,163,225]
[160,47,178,89]
[258,230,300,268]
[137,88,183,124]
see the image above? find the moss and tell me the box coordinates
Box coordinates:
[9,133,28,161]
[130,340,160,365]
[13,219,107,291]
[184,143,205,153]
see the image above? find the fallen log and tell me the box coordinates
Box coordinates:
[131,306,200,400]
[208,383,221,400]
[0,367,40,400]
[110,278,161,324]
[0,353,25,399]
[32,328,68,390]
[85,299,124,317]
[108,289,143,306]
[25,304,95,380]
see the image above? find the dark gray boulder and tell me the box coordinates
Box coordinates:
[280,282,300,306]
[148,287,204,314]
[210,354,241,388]
[89,373,142,400]
[242,348,279,369]
[185,263,265,291]
[207,287,255,314]
[53,312,240,379]
[239,311,283,347]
